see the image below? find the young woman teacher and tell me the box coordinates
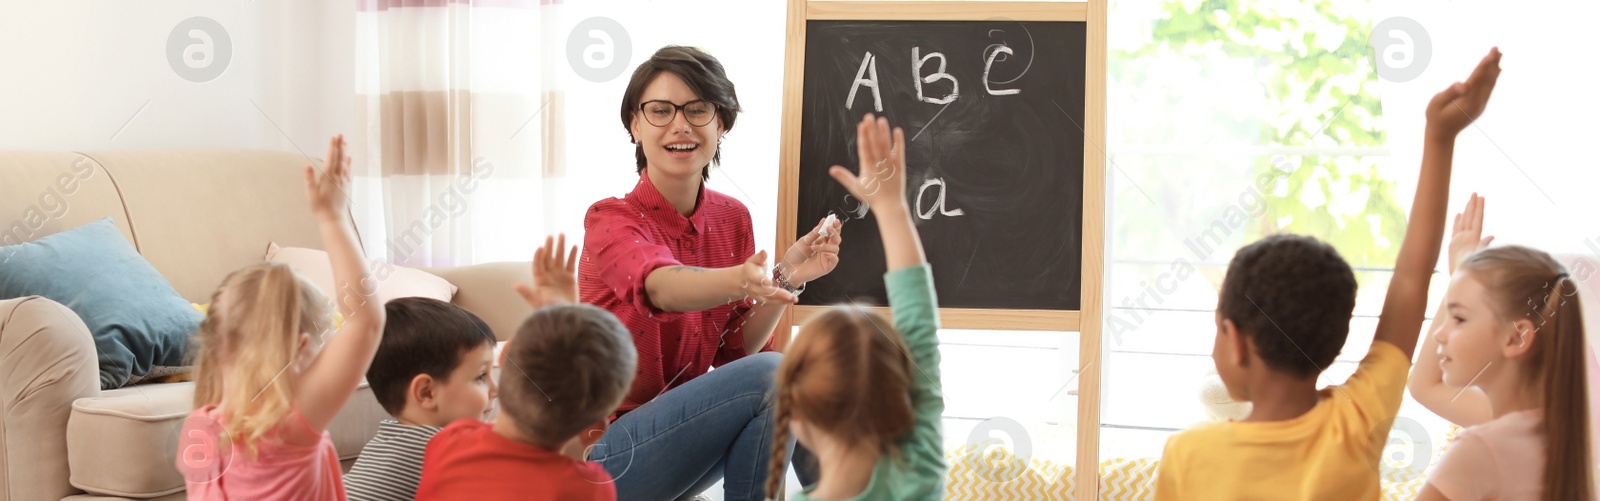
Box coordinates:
[579,45,842,501]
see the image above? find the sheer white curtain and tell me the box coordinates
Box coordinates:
[352,0,561,267]
[351,0,790,267]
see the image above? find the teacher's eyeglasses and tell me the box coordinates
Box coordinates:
[639,100,718,128]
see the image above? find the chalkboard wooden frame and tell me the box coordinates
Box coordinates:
[775,0,1108,498]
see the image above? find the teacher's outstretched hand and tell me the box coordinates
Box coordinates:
[737,250,798,306]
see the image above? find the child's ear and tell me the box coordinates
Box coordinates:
[410,374,438,411]
[1221,318,1251,369]
[791,420,812,448]
[1504,318,1539,358]
[566,420,610,461]
[577,419,609,448]
[293,333,315,370]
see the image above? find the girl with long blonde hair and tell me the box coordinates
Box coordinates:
[1411,194,1593,500]
[177,136,386,501]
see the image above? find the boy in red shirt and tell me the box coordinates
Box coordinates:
[416,236,637,500]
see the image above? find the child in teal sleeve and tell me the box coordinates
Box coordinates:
[767,113,946,501]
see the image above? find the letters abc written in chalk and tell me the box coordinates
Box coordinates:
[835,42,1016,222]
[844,45,1023,112]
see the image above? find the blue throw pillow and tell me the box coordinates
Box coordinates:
[0,218,199,389]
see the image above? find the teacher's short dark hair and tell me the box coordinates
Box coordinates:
[620,45,742,181]
[498,304,637,448]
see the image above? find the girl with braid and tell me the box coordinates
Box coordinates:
[767,113,947,501]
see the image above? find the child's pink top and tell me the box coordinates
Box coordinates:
[1426,409,1545,500]
[176,404,345,501]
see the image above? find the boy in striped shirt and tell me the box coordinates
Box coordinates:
[343,296,500,501]
[414,235,630,500]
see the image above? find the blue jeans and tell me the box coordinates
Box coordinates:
[591,352,819,501]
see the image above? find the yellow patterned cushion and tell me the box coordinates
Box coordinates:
[947,443,1075,499]
[944,427,1463,501]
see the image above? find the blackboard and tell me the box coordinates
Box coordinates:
[777,2,1107,497]
[793,19,1087,311]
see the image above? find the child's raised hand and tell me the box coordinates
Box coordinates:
[514,234,579,309]
[830,113,910,214]
[1426,47,1502,142]
[303,135,352,218]
[1447,193,1494,275]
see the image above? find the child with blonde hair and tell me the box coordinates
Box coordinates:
[1409,194,1593,500]
[766,113,946,500]
[176,136,386,501]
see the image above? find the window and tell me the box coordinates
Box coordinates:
[1103,0,1597,494]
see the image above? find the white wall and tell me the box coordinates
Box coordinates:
[1376,0,1600,257]
[0,1,354,154]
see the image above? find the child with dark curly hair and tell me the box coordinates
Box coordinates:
[1155,47,1503,499]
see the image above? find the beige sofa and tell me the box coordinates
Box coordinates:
[0,150,533,501]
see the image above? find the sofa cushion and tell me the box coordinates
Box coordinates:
[0,152,133,253]
[266,243,457,304]
[0,218,198,389]
[67,381,386,498]
[78,150,350,304]
[421,262,535,342]
[0,296,102,501]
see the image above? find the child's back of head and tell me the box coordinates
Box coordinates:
[192,262,333,452]
[367,297,498,422]
[1216,234,1358,381]
[1161,228,1409,501]
[768,306,917,496]
[498,303,637,449]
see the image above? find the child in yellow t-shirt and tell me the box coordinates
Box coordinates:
[1154,47,1503,500]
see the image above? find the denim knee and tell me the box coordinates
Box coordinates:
[732,351,783,390]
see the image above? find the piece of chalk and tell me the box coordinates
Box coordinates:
[820,214,838,237]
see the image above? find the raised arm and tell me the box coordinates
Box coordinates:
[1373,48,1501,359]
[515,234,579,309]
[832,114,945,487]
[1408,194,1494,426]
[829,114,925,272]
[296,135,386,433]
